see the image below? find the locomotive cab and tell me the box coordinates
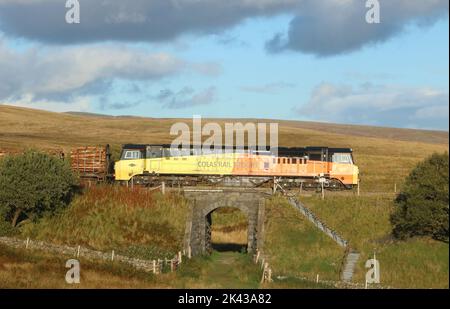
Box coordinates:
[328,148,359,187]
[115,144,165,182]
[115,145,146,181]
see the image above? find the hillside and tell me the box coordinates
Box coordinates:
[0,104,448,288]
[1,104,448,192]
[1,105,448,150]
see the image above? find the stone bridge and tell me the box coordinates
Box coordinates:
[182,189,266,256]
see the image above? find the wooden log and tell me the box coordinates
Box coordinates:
[69,145,109,178]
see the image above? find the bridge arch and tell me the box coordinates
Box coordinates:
[183,191,265,256]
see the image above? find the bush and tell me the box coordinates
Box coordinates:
[0,218,16,236]
[391,152,449,242]
[0,150,78,227]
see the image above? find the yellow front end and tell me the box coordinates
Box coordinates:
[114,158,145,181]
[114,153,237,181]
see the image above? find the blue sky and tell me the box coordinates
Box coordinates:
[0,1,448,130]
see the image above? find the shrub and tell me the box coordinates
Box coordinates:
[391,152,449,242]
[0,150,78,227]
[0,218,16,236]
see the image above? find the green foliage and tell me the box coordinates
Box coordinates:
[391,152,449,242]
[0,218,16,236]
[0,151,78,226]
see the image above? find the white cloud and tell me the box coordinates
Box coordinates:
[297,82,449,129]
[0,39,219,108]
[2,94,91,112]
[240,82,295,94]
[413,105,449,120]
[155,86,217,109]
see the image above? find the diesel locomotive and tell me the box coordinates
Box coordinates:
[114,144,359,190]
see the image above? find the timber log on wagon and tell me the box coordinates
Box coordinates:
[70,145,112,182]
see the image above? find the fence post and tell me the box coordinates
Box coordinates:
[357,180,360,196]
[178,251,182,264]
[321,181,325,200]
[261,262,269,283]
[188,246,192,259]
[153,260,156,274]
[260,264,266,284]
[394,183,397,193]
[26,237,30,249]
[111,250,115,261]
[77,245,80,258]
[161,182,166,195]
[316,274,319,283]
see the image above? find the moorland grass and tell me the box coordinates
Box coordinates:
[19,186,189,259]
[263,196,344,282]
[301,194,449,288]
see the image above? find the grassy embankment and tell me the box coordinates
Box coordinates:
[208,192,449,289]
[300,195,449,288]
[0,243,263,288]
[18,186,188,259]
[0,186,264,288]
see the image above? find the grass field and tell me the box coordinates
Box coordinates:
[263,196,344,282]
[19,186,189,260]
[211,207,248,250]
[0,244,264,288]
[0,105,448,288]
[301,195,449,288]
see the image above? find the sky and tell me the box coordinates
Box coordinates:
[0,0,448,130]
